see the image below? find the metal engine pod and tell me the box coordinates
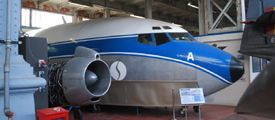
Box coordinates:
[62,57,111,106]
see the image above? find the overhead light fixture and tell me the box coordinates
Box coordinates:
[68,2,91,8]
[188,2,199,9]
[130,14,145,19]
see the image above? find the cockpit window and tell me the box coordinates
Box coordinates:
[168,33,195,41]
[154,33,171,46]
[152,26,161,30]
[162,26,172,29]
[137,34,153,45]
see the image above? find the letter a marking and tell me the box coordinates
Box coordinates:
[187,52,194,61]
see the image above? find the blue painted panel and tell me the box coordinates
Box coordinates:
[49,33,233,84]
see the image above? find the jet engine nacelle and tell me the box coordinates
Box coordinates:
[48,46,111,106]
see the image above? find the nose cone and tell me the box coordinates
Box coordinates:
[85,70,98,86]
[230,57,244,83]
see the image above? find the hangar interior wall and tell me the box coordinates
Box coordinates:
[195,32,250,106]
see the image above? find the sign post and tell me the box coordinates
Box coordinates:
[179,88,205,120]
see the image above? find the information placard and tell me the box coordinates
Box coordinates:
[179,88,205,104]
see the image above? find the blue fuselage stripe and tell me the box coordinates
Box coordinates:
[48,34,233,84]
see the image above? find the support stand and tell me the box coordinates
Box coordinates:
[199,104,202,120]
[179,88,205,120]
[170,89,177,120]
[185,105,188,120]
[136,106,139,116]
[183,105,203,120]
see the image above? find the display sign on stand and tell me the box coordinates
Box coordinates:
[179,88,205,104]
[179,88,205,120]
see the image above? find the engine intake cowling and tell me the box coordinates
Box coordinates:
[49,46,111,106]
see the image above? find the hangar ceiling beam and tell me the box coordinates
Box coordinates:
[57,2,70,8]
[38,0,50,5]
[123,0,143,5]
[70,0,199,32]
[70,0,140,15]
[153,0,198,15]
[71,0,123,11]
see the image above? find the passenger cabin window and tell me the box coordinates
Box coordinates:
[168,33,195,41]
[137,34,153,45]
[154,33,171,46]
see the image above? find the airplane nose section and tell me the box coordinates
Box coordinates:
[230,56,244,83]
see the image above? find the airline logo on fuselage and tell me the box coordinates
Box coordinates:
[110,61,127,80]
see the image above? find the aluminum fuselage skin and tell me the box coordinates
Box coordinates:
[34,17,241,106]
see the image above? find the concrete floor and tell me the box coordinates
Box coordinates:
[68,105,273,120]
